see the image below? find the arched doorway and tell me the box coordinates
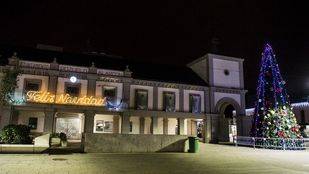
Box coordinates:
[215,98,241,143]
[223,104,237,142]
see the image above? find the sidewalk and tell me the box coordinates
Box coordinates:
[0,143,308,174]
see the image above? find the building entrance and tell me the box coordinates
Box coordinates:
[55,113,84,140]
[224,105,237,142]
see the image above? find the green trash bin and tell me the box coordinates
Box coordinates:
[188,136,199,153]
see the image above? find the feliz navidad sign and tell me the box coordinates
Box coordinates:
[26,91,106,106]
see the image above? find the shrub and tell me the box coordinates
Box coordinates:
[0,68,21,105]
[0,124,32,144]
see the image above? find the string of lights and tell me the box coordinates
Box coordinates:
[251,44,302,142]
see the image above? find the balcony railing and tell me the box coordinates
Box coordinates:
[19,60,51,69]
[18,60,124,77]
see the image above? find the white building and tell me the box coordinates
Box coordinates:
[0,51,249,151]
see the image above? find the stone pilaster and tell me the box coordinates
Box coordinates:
[48,58,59,94]
[87,74,97,96]
[153,86,158,110]
[209,87,216,113]
[84,111,95,133]
[239,61,244,89]
[48,76,58,94]
[203,115,212,143]
[177,118,185,135]
[204,88,211,113]
[179,88,184,112]
[186,119,192,135]
[139,117,145,134]
[121,112,130,134]
[150,115,158,134]
[208,56,214,86]
[44,110,56,133]
[163,118,169,135]
[204,114,220,143]
[0,106,12,129]
[122,78,132,109]
[10,109,19,125]
[87,62,97,96]
[113,115,120,133]
[211,114,219,143]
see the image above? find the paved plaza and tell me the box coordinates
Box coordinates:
[0,143,309,174]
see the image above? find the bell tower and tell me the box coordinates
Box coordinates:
[187,53,244,89]
[188,53,249,141]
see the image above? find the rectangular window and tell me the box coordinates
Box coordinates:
[189,94,201,113]
[135,89,148,110]
[65,83,80,96]
[163,92,175,112]
[95,120,113,133]
[28,117,38,130]
[103,86,117,103]
[24,79,41,92]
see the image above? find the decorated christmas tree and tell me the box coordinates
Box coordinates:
[251,44,302,140]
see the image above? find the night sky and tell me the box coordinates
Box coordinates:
[0,1,309,107]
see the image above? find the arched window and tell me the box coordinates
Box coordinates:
[300,110,305,125]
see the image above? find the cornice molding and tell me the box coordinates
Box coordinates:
[132,79,208,91]
[211,86,247,94]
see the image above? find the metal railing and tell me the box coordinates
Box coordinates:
[234,136,309,150]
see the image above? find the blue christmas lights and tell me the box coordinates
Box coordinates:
[251,44,290,137]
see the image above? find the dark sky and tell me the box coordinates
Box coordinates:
[0,1,309,107]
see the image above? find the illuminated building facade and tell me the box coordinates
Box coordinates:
[0,51,248,144]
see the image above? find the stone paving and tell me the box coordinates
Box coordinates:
[0,143,309,174]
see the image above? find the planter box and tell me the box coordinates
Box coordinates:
[0,144,49,153]
[0,134,50,153]
[1,144,34,153]
[83,133,189,153]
